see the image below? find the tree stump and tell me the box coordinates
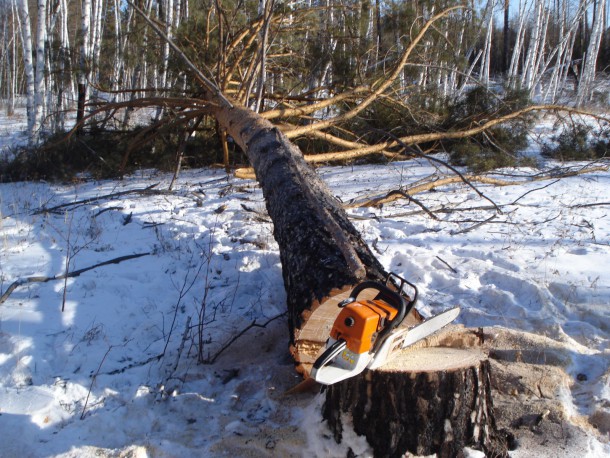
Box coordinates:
[323,344,509,457]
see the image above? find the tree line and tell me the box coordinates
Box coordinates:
[0,0,608,147]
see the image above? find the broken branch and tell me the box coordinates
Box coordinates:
[0,253,151,305]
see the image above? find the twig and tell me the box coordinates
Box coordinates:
[382,190,439,220]
[103,353,164,376]
[510,179,560,205]
[170,316,192,376]
[81,345,113,419]
[435,256,457,274]
[204,312,287,364]
[571,201,610,208]
[0,252,151,305]
[93,206,124,218]
[32,183,161,214]
[450,214,498,235]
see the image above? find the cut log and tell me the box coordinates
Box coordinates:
[214,102,388,349]
[323,347,508,457]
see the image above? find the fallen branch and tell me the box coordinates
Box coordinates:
[435,256,457,274]
[382,190,440,220]
[103,353,164,376]
[33,184,162,214]
[203,312,286,364]
[0,252,151,305]
[571,201,610,208]
[81,345,114,419]
[450,214,498,235]
[346,166,609,208]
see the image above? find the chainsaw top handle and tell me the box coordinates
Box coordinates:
[347,281,407,351]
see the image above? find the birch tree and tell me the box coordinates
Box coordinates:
[76,0,92,129]
[17,0,37,142]
[33,0,48,137]
[576,0,606,105]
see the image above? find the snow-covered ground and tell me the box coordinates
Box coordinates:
[0,113,609,457]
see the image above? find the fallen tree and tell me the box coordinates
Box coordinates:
[212,97,509,456]
[75,4,556,455]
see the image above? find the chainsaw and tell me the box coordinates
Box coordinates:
[310,273,460,385]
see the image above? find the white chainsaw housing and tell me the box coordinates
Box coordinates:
[311,307,461,384]
[310,337,373,385]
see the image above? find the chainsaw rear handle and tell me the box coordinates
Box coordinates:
[386,272,418,310]
[350,280,408,321]
[312,339,347,371]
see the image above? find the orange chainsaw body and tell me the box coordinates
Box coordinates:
[330,299,398,354]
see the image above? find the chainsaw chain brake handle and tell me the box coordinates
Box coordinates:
[386,271,418,311]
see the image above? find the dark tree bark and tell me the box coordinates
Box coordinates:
[214,101,387,346]
[76,83,87,134]
[324,347,509,458]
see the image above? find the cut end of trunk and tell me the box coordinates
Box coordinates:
[291,285,423,377]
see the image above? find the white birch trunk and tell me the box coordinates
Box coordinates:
[89,0,104,104]
[161,0,174,90]
[1,14,7,99]
[77,0,92,127]
[576,0,605,105]
[541,0,587,101]
[9,1,17,115]
[522,0,544,90]
[508,0,530,87]
[9,0,20,115]
[17,0,36,142]
[112,0,121,94]
[479,0,495,87]
[34,0,48,138]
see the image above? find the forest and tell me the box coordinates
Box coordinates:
[0,0,609,175]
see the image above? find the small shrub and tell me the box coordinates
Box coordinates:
[445,87,534,172]
[541,122,610,161]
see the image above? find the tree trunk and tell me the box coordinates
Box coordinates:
[214,101,387,345]
[576,0,605,106]
[77,0,92,132]
[323,340,509,457]
[211,98,509,457]
[17,0,36,143]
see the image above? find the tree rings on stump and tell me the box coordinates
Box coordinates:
[291,286,422,377]
[323,346,509,457]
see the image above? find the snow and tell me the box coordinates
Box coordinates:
[1,117,609,457]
